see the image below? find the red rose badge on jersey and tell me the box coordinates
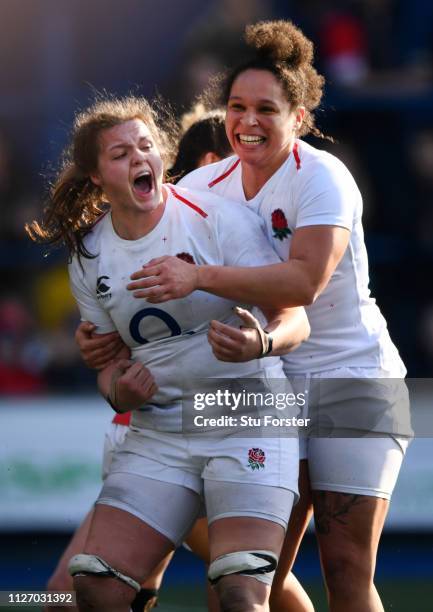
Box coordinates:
[271,209,291,240]
[247,448,266,470]
[176,252,195,264]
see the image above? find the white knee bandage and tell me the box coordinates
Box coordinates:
[208,550,278,586]
[68,553,141,592]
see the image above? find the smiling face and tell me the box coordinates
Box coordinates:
[225,69,305,180]
[91,118,164,219]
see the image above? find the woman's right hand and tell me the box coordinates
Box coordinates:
[75,321,127,369]
[127,255,199,302]
[109,359,158,412]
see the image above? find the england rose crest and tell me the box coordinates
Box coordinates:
[271,209,291,240]
[176,252,195,264]
[247,448,266,471]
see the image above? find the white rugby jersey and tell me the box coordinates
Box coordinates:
[179,140,405,375]
[69,185,285,431]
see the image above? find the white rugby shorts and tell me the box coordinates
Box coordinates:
[96,426,298,544]
[291,366,411,499]
[101,422,129,481]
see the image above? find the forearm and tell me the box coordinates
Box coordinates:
[97,346,130,399]
[128,226,348,309]
[197,261,315,309]
[97,362,118,399]
[263,307,310,356]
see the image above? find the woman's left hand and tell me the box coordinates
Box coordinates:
[208,307,263,362]
[109,359,158,412]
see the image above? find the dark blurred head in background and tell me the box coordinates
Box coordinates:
[169,104,232,181]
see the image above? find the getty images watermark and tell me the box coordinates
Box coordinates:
[181,377,415,438]
[180,378,310,436]
[192,389,310,430]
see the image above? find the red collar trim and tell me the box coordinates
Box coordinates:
[167,185,208,218]
[207,145,299,189]
[208,158,241,188]
[293,142,301,170]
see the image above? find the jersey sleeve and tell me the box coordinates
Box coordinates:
[295,158,359,231]
[215,200,281,267]
[178,156,238,191]
[177,165,214,191]
[68,256,116,333]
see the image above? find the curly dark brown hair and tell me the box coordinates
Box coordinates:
[26,95,177,260]
[215,20,326,139]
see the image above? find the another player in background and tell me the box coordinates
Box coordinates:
[43,102,232,612]
[168,104,232,181]
[43,409,170,612]
[27,95,309,612]
[127,21,411,612]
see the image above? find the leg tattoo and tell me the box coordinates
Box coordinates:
[314,492,368,535]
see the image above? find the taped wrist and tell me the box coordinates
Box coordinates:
[234,306,273,358]
[241,324,273,358]
[258,329,273,357]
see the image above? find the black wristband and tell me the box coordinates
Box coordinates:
[263,330,273,356]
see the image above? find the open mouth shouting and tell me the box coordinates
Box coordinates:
[133,171,153,198]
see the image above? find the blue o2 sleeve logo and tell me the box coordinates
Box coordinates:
[129,307,182,344]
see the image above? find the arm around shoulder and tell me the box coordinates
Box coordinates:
[196,224,350,308]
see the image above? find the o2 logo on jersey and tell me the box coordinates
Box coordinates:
[129,307,183,344]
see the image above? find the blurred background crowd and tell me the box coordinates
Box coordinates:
[1,0,433,396]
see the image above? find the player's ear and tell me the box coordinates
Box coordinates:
[197,152,222,168]
[295,106,305,130]
[90,172,102,186]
